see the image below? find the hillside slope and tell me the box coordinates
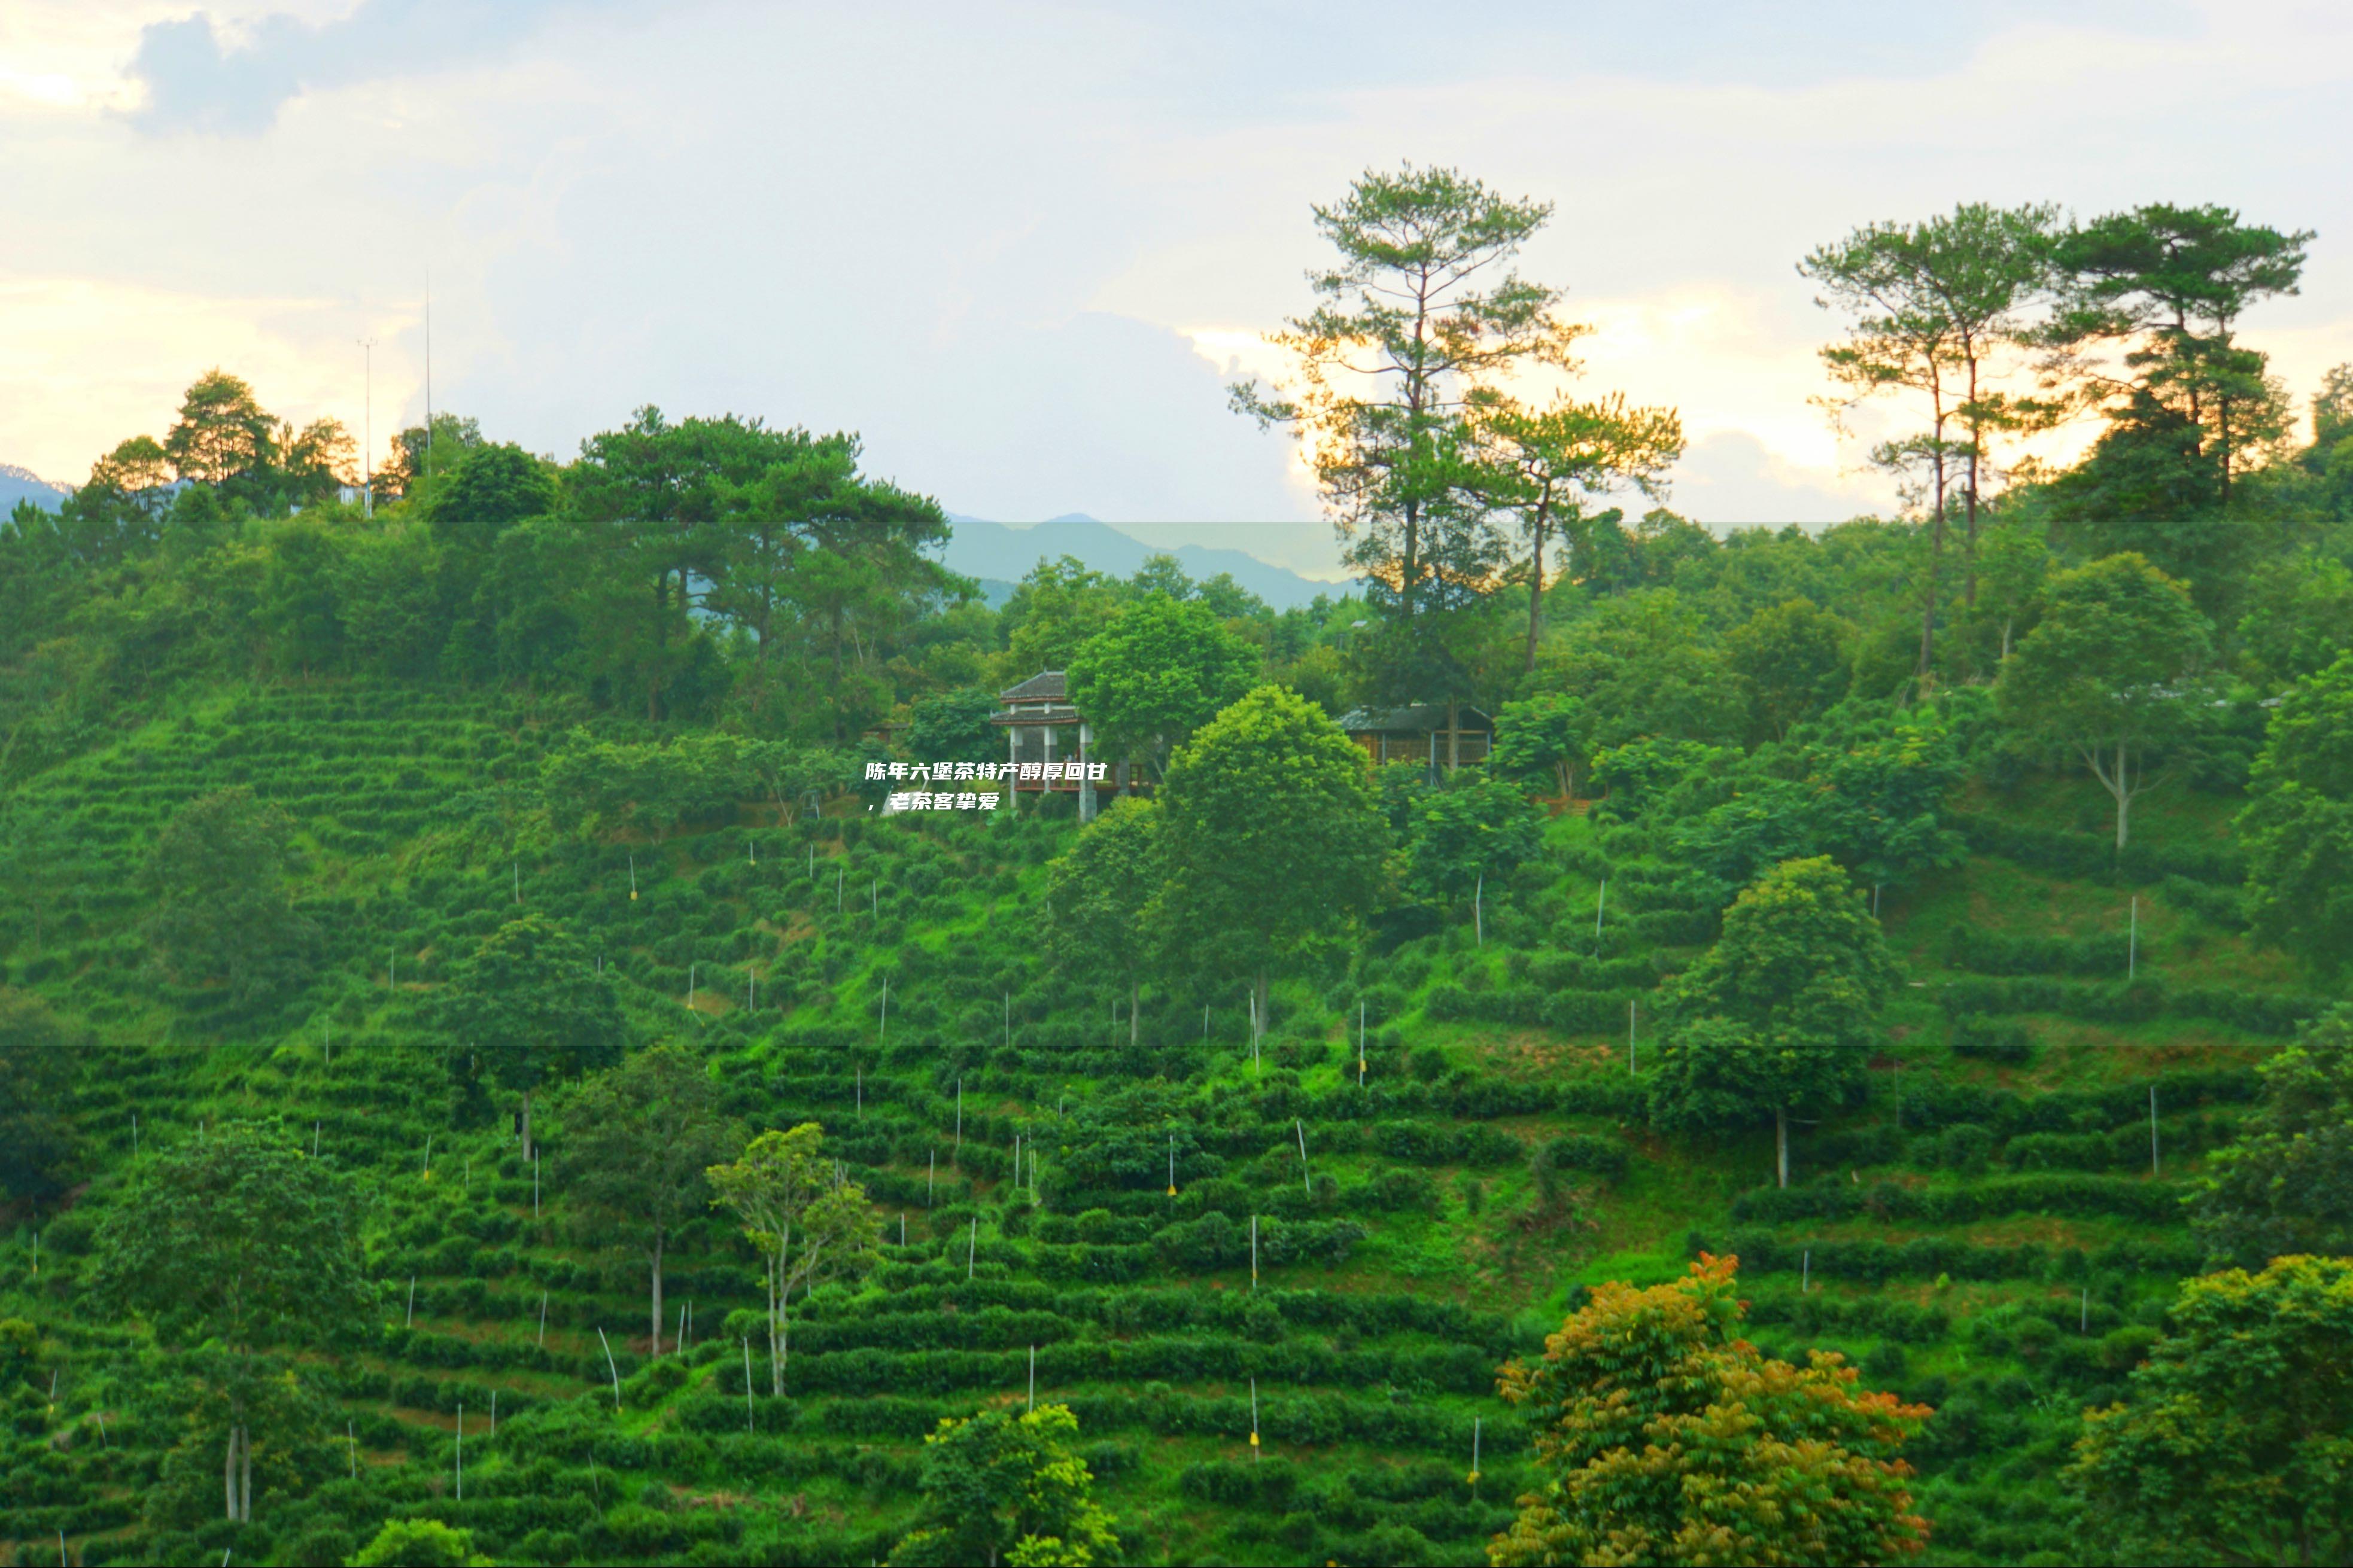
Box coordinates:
[0,679,2329,1567]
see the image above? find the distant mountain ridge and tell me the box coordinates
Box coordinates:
[1,464,69,513]
[940,512,1346,611]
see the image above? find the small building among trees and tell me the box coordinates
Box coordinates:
[990,671,1140,819]
[1336,703,1495,772]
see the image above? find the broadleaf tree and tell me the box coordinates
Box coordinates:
[557,1045,740,1356]
[1998,552,2214,850]
[1493,1253,1932,1567]
[1650,855,1899,1186]
[1044,797,1165,1046]
[1153,686,1388,1041]
[1065,593,1258,781]
[90,1120,370,1524]
[707,1123,879,1395]
[436,914,626,1163]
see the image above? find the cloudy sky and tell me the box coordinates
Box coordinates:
[6,1,2351,577]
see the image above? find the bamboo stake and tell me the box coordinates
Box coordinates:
[597,1328,621,1411]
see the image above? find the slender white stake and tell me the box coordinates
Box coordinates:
[2081,1286,2089,1333]
[598,1328,621,1411]
[313,1121,320,1158]
[1251,1214,1258,1290]
[689,963,697,1007]
[1472,1416,1482,1482]
[1358,1001,1367,1086]
[968,1216,978,1279]
[901,1212,907,1246]
[1168,1134,1176,1196]
[347,1418,356,1478]
[744,1339,755,1431]
[676,1301,687,1356]
[1250,1376,1260,1462]
[1596,877,1606,939]
[1028,1343,1036,1409]
[538,1290,548,1347]
[422,1135,431,1177]
[1475,870,1483,946]
[1296,1119,1309,1195]
[406,1276,417,1328]
[1802,1250,1810,1293]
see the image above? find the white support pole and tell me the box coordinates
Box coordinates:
[1295,1119,1309,1195]
[1250,1376,1260,1461]
[1028,1344,1036,1410]
[1595,878,1606,940]
[744,1339,755,1432]
[598,1328,621,1411]
[968,1216,978,1279]
[1475,871,1483,946]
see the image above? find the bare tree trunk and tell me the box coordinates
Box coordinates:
[649,1231,665,1356]
[1525,504,1550,672]
[225,1420,238,1521]
[239,1423,251,1522]
[768,1252,784,1397]
[2115,742,2132,851]
[1776,1106,1790,1189]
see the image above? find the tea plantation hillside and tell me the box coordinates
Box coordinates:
[2,677,2337,1567]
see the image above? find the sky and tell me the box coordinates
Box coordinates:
[5,1,2351,579]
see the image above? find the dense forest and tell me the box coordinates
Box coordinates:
[4,167,2352,1567]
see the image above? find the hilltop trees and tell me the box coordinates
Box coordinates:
[437,915,625,1162]
[1154,686,1388,1037]
[1651,856,1898,1186]
[1494,1254,1932,1567]
[557,1045,739,1356]
[90,1121,370,1524]
[1998,553,2214,850]
[1233,163,1588,711]
[1802,204,2058,677]
[2068,1255,2353,1566]
[1473,391,1684,671]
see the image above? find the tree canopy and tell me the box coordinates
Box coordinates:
[1494,1253,1931,1567]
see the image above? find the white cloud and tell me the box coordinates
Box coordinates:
[0,0,2347,531]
